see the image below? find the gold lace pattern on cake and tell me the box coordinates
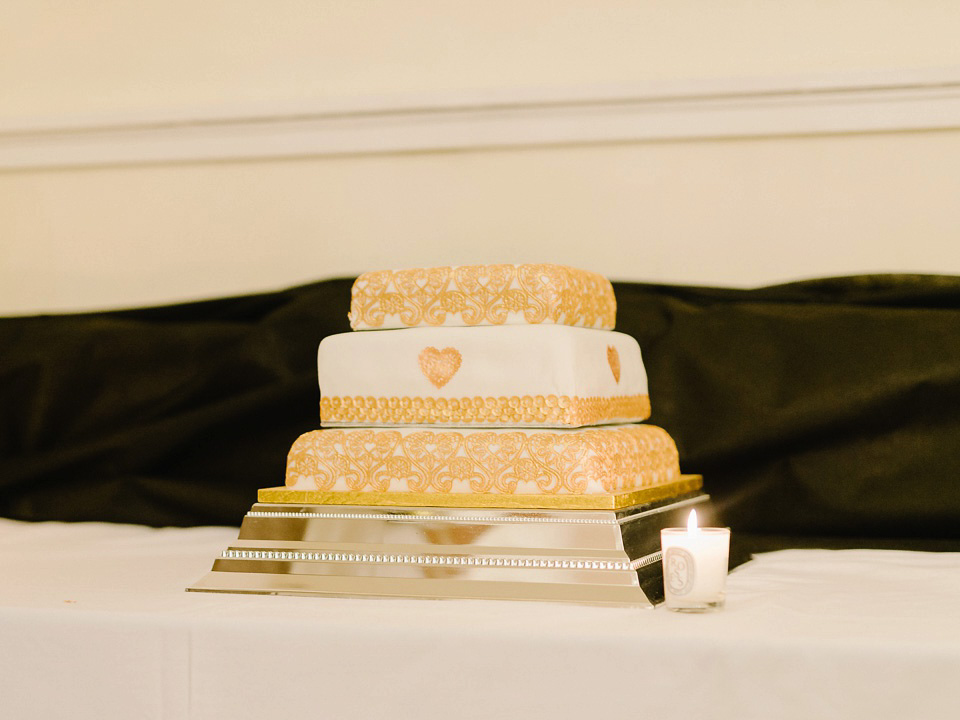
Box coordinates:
[417,347,462,388]
[348,264,616,329]
[285,425,679,495]
[320,394,650,426]
[606,346,621,383]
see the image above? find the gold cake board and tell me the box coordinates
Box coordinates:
[189,479,711,608]
[257,474,702,510]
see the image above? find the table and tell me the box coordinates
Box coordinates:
[2,518,959,719]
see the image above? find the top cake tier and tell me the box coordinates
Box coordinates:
[348,263,616,330]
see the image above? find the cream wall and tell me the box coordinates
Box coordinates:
[2,1,960,314]
[6,1,960,120]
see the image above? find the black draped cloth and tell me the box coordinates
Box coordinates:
[3,275,959,553]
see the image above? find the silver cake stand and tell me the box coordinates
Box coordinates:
[188,476,709,608]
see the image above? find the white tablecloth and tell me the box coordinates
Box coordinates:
[2,517,959,720]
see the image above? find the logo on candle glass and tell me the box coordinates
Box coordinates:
[665,547,695,596]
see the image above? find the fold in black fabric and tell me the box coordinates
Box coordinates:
[2,275,959,549]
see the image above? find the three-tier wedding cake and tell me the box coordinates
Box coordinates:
[190,264,710,606]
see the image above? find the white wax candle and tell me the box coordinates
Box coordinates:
[660,509,730,612]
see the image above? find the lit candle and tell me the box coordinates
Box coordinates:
[660,509,730,612]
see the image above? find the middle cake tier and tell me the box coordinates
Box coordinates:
[285,424,681,496]
[318,324,650,427]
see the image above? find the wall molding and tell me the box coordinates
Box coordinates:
[3,68,960,170]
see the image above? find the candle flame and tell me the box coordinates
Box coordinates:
[687,508,698,533]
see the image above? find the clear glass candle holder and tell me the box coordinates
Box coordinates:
[660,526,731,612]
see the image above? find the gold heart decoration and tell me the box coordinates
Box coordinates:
[419,347,462,389]
[607,346,621,383]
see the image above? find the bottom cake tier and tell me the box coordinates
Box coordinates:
[284,423,682,498]
[188,489,712,607]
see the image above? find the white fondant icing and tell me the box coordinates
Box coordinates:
[318,325,649,427]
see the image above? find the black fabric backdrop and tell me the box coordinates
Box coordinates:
[2,275,959,552]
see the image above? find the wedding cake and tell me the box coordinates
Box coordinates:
[190,264,709,606]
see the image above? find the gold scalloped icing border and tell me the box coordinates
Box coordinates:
[258,475,702,510]
[320,394,651,426]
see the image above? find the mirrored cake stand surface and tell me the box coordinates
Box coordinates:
[189,476,711,608]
